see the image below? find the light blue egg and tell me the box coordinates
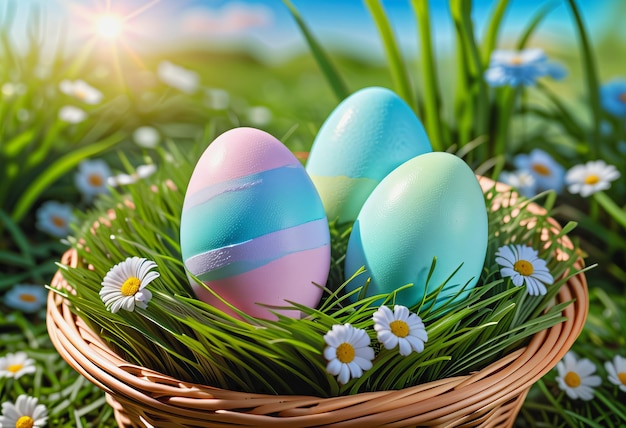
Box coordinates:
[306,87,432,223]
[344,152,488,309]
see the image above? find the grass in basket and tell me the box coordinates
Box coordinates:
[50,144,589,397]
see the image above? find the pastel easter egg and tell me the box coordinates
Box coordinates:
[306,86,432,223]
[344,152,488,309]
[180,127,330,320]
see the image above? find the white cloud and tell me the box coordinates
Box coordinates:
[180,2,273,36]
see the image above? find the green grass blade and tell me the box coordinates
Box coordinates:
[25,121,65,168]
[11,133,124,223]
[516,1,559,49]
[364,0,417,112]
[594,191,626,229]
[595,388,626,421]
[481,0,510,64]
[282,0,349,101]
[493,86,519,157]
[3,128,37,157]
[0,209,35,266]
[538,84,586,139]
[566,0,601,157]
[450,0,489,145]
[450,1,471,148]
[412,0,444,150]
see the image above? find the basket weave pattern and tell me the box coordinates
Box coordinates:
[46,180,588,427]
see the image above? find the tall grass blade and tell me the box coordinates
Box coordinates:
[516,1,559,49]
[594,191,626,229]
[489,1,558,159]
[412,0,444,150]
[493,86,518,157]
[0,209,35,266]
[481,0,510,64]
[451,7,471,147]
[364,0,417,112]
[450,0,489,148]
[566,0,601,157]
[536,81,586,139]
[282,0,349,101]
[11,133,124,223]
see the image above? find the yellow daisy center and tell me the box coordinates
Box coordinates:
[75,88,87,100]
[564,371,581,388]
[88,173,103,187]
[618,372,626,385]
[16,415,34,428]
[513,260,534,276]
[389,320,410,338]
[120,277,141,296]
[19,293,37,303]
[510,56,523,65]
[531,163,551,176]
[51,215,66,228]
[584,174,600,185]
[619,92,626,103]
[336,343,355,364]
[8,363,24,373]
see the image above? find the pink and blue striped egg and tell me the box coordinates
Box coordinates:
[180,127,330,320]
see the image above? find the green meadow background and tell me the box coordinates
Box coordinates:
[1,0,625,426]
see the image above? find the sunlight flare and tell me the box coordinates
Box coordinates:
[96,14,124,39]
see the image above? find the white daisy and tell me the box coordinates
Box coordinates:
[75,159,111,200]
[157,61,199,93]
[0,352,36,379]
[0,395,48,428]
[565,160,621,197]
[4,284,48,313]
[605,354,626,392]
[373,305,428,356]
[59,79,103,104]
[58,105,87,123]
[132,126,160,149]
[107,164,157,187]
[100,257,159,313]
[323,324,374,385]
[36,201,75,238]
[495,244,553,296]
[555,352,602,400]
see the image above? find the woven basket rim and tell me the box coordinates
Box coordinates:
[46,177,589,427]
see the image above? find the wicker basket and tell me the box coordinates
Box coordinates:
[46,178,588,427]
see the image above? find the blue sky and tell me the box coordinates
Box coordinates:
[5,0,622,63]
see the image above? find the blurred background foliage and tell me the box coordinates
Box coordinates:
[1,0,625,425]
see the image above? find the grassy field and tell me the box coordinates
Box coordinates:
[2,0,626,426]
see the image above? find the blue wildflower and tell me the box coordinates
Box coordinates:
[485,48,566,87]
[36,201,75,238]
[4,284,48,313]
[75,159,111,201]
[514,149,565,194]
[600,79,626,118]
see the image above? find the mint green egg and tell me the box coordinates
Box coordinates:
[344,152,488,309]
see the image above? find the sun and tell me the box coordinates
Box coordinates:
[96,14,124,39]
